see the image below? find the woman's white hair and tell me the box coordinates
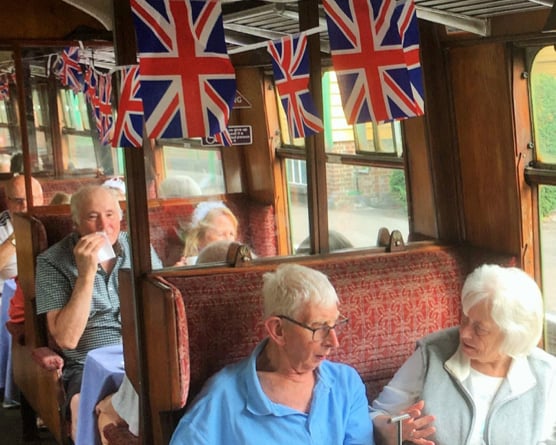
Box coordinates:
[461,264,543,357]
[262,264,339,318]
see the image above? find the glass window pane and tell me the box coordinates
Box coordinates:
[65,135,98,171]
[0,101,9,124]
[285,159,310,253]
[327,164,408,248]
[354,121,403,156]
[531,46,556,164]
[161,145,225,196]
[539,184,556,355]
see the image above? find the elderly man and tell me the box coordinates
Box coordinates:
[35,184,162,441]
[169,263,374,445]
[0,175,43,286]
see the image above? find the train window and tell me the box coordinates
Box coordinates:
[57,88,99,173]
[277,70,409,253]
[529,45,556,355]
[160,143,225,196]
[538,185,556,355]
[0,50,18,169]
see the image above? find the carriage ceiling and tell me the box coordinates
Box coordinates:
[62,0,554,44]
[2,0,547,73]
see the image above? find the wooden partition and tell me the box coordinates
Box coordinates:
[12,213,69,444]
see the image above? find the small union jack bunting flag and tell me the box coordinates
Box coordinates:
[57,46,84,94]
[131,0,236,139]
[112,65,144,148]
[323,0,419,123]
[0,76,9,101]
[93,72,114,145]
[83,65,98,105]
[267,33,323,138]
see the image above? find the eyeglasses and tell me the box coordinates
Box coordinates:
[278,314,349,341]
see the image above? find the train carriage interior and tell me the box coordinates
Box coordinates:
[1,0,556,443]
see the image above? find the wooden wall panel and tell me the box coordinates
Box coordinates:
[448,42,521,255]
[235,67,276,204]
[416,21,462,242]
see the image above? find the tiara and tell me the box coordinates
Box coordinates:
[191,201,228,227]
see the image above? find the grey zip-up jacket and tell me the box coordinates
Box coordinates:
[420,327,556,445]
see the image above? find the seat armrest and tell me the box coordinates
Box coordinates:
[5,321,25,345]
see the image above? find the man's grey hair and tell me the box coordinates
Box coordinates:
[262,263,339,318]
[70,185,122,225]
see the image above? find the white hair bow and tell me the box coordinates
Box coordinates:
[191,201,228,227]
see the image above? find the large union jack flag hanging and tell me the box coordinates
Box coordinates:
[323,0,422,123]
[131,0,236,139]
[267,33,323,138]
[112,65,144,148]
[396,0,424,115]
[56,46,84,94]
[93,72,114,145]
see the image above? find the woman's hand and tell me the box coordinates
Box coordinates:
[400,400,436,444]
[373,400,436,445]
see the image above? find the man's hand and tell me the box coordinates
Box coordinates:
[74,232,106,276]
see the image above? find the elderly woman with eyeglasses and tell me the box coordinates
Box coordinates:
[370,264,556,445]
[169,263,374,445]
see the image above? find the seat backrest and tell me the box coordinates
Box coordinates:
[13,213,49,348]
[133,243,516,444]
[119,270,189,445]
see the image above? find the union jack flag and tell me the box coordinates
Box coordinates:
[83,65,98,105]
[56,46,83,94]
[0,76,9,101]
[93,72,114,145]
[131,0,236,139]
[112,65,144,148]
[267,33,323,138]
[213,128,233,146]
[396,0,424,115]
[323,0,420,123]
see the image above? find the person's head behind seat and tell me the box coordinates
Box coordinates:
[196,240,233,264]
[49,191,71,205]
[9,153,23,174]
[262,263,339,319]
[70,185,122,244]
[295,230,353,255]
[461,264,543,358]
[158,176,202,198]
[6,175,44,213]
[184,201,238,258]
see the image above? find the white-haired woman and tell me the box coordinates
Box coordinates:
[371,264,556,445]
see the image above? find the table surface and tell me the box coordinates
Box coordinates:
[76,343,125,445]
